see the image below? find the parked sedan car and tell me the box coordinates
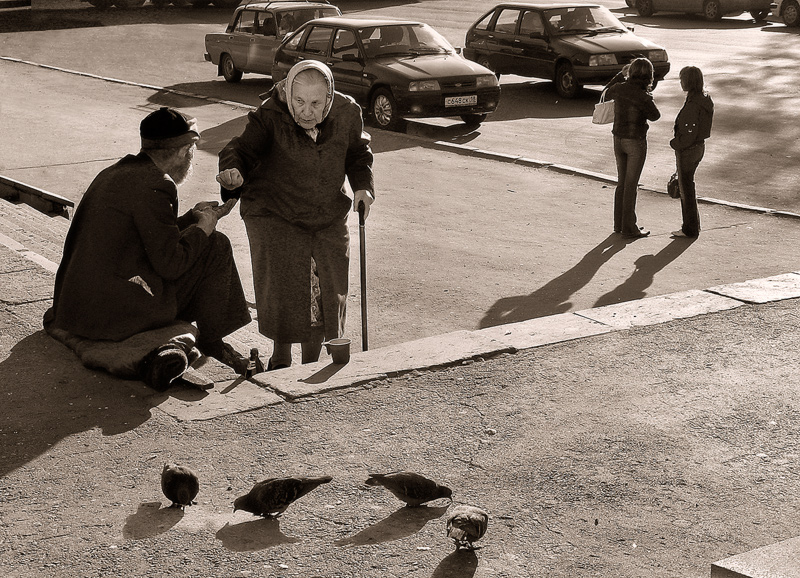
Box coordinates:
[272,17,501,130]
[631,0,772,21]
[463,3,670,98]
[774,0,800,25]
[204,1,342,82]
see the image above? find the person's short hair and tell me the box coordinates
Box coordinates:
[140,107,200,150]
[680,66,704,93]
[627,57,654,89]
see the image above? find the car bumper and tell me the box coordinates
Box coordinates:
[393,87,501,119]
[574,62,671,86]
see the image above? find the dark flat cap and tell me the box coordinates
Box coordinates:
[140,107,200,149]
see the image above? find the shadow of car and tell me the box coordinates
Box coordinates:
[204,1,342,82]
[627,0,772,21]
[271,17,501,130]
[463,3,670,99]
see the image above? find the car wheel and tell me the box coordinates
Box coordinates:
[221,54,243,83]
[211,0,238,7]
[477,56,500,80]
[636,0,654,17]
[87,0,113,7]
[190,0,211,6]
[703,0,723,21]
[151,0,169,7]
[555,62,581,99]
[749,8,769,20]
[461,113,487,127]
[113,0,145,6]
[370,88,403,131]
[783,0,800,25]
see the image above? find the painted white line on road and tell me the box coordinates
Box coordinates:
[2,55,799,221]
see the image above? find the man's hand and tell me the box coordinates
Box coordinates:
[216,168,244,190]
[214,198,238,219]
[193,207,218,236]
[353,189,375,221]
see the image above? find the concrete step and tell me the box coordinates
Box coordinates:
[711,535,800,577]
[0,198,67,265]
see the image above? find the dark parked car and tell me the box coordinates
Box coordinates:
[272,17,501,130]
[204,1,341,82]
[463,3,670,98]
[629,0,772,21]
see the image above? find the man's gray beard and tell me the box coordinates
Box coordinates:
[171,158,193,186]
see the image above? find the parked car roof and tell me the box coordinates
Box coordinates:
[235,0,332,10]
[303,17,425,27]
[483,2,602,8]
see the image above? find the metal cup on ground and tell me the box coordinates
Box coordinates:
[324,338,351,364]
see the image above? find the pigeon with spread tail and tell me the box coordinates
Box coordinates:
[233,475,333,517]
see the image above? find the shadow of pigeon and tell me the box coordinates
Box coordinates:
[335,505,448,547]
[122,502,184,539]
[430,549,479,578]
[215,517,299,552]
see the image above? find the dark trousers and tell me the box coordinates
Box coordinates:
[175,231,251,345]
[613,136,648,235]
[676,143,704,237]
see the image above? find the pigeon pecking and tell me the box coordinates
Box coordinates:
[446,504,489,550]
[364,471,452,507]
[161,463,200,510]
[233,475,333,517]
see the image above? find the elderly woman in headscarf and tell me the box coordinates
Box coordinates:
[217,61,374,370]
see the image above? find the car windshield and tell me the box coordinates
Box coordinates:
[358,23,455,58]
[543,6,627,36]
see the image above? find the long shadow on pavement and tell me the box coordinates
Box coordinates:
[479,233,632,328]
[335,505,448,547]
[0,330,155,478]
[594,237,696,307]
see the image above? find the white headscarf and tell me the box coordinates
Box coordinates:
[282,60,335,141]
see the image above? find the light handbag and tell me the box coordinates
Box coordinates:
[592,89,614,125]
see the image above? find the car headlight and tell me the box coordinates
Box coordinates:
[589,54,618,66]
[648,49,668,63]
[409,80,441,92]
[475,74,498,88]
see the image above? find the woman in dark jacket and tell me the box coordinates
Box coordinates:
[670,66,713,238]
[606,57,661,239]
[217,61,374,369]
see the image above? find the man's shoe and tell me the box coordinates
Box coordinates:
[623,227,650,239]
[140,344,189,392]
[197,339,248,374]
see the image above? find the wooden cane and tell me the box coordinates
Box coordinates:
[358,201,368,351]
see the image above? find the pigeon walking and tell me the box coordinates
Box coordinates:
[161,463,200,510]
[233,475,333,517]
[446,505,489,550]
[364,471,452,507]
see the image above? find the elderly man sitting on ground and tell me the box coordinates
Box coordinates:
[44,107,260,391]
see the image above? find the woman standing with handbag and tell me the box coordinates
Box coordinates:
[670,66,714,238]
[606,58,661,239]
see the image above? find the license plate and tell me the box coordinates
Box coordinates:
[445,95,478,107]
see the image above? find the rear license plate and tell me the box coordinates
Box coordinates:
[445,95,478,107]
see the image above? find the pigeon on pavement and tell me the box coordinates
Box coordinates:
[161,463,199,510]
[364,471,452,507]
[446,504,489,550]
[233,475,333,517]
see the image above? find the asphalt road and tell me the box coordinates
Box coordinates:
[1,0,798,211]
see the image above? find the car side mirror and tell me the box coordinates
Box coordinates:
[342,53,363,64]
[626,25,634,32]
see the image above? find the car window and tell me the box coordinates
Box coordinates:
[235,10,258,34]
[544,6,625,35]
[303,26,334,56]
[359,23,453,57]
[259,12,277,37]
[494,8,521,34]
[519,11,544,35]
[473,10,494,31]
[283,28,305,50]
[332,29,360,59]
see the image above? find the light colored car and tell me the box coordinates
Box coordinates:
[631,0,772,21]
[204,0,341,82]
[774,0,800,25]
